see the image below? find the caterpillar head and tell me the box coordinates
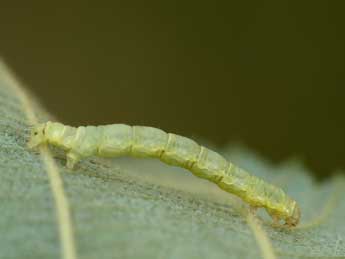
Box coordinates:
[28,123,47,149]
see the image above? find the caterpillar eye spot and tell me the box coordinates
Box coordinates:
[28,121,300,227]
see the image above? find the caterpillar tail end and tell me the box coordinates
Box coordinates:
[285,203,301,227]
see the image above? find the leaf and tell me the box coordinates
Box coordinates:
[0,59,344,259]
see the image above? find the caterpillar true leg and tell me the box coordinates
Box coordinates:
[66,152,80,170]
[28,121,301,227]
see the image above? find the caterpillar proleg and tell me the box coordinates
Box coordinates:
[28,121,301,227]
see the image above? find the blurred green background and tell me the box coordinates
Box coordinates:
[0,2,344,178]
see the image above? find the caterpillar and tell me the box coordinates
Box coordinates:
[28,121,300,227]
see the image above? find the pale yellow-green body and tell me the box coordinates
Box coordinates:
[28,121,300,226]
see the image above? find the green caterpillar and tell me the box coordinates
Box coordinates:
[28,121,300,227]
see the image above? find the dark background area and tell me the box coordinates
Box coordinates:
[0,2,344,178]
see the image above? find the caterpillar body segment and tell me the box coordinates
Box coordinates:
[28,121,300,227]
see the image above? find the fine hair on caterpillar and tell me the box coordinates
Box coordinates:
[28,121,301,227]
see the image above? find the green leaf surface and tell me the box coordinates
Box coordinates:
[0,60,344,259]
